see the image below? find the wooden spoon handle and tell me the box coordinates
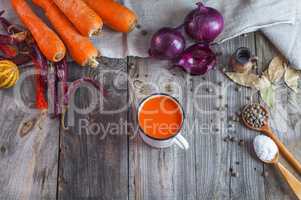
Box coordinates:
[275,162,301,200]
[262,127,301,175]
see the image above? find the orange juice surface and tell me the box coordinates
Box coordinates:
[138,95,183,139]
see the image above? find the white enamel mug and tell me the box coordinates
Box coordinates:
[137,93,189,150]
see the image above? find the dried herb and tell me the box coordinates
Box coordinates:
[225,72,270,90]
[260,85,275,108]
[284,67,299,92]
[266,56,285,83]
[225,55,300,107]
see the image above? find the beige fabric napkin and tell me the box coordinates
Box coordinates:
[262,2,301,69]
[124,0,296,57]
[0,0,296,62]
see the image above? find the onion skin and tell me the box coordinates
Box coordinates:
[149,27,185,60]
[175,43,216,75]
[0,10,24,34]
[184,2,224,42]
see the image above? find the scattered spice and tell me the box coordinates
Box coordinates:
[229,167,238,177]
[261,171,269,177]
[141,30,148,36]
[230,136,237,142]
[231,172,239,177]
[205,87,213,93]
[0,146,6,153]
[238,139,245,146]
[223,135,230,142]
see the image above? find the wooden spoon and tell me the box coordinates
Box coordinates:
[242,104,301,175]
[259,151,301,199]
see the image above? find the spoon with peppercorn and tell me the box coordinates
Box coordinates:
[242,103,301,175]
[253,135,301,200]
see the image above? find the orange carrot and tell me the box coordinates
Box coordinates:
[83,0,138,33]
[53,0,103,37]
[33,0,100,67]
[11,0,66,62]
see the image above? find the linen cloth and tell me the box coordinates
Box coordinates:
[262,2,301,69]
[0,0,298,67]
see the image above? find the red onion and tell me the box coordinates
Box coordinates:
[149,27,185,60]
[175,43,216,75]
[184,2,224,42]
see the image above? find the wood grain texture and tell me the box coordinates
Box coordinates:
[255,32,300,200]
[191,34,265,200]
[0,33,300,200]
[225,34,266,200]
[128,58,196,200]
[57,58,129,200]
[0,69,59,200]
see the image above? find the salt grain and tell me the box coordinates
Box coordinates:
[253,135,278,162]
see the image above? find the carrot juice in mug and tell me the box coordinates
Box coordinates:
[137,94,188,149]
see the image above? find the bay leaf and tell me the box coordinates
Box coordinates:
[267,56,286,83]
[260,85,275,108]
[225,72,271,90]
[284,67,299,92]
[253,75,271,90]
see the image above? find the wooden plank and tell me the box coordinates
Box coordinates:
[190,42,231,199]
[255,32,300,200]
[0,68,59,199]
[225,33,265,200]
[58,58,129,199]
[128,58,196,200]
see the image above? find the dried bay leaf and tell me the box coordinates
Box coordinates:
[284,67,300,92]
[267,56,286,83]
[225,72,270,90]
[253,75,271,90]
[260,85,275,108]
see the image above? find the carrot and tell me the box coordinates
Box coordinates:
[83,0,138,33]
[33,0,99,67]
[52,0,103,37]
[11,0,66,62]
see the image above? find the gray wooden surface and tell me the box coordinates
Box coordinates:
[0,32,300,200]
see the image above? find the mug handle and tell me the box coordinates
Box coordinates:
[174,134,189,150]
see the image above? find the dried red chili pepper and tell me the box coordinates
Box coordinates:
[0,32,27,45]
[30,44,48,110]
[0,44,17,58]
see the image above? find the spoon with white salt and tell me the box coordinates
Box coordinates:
[242,103,301,175]
[254,135,301,200]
